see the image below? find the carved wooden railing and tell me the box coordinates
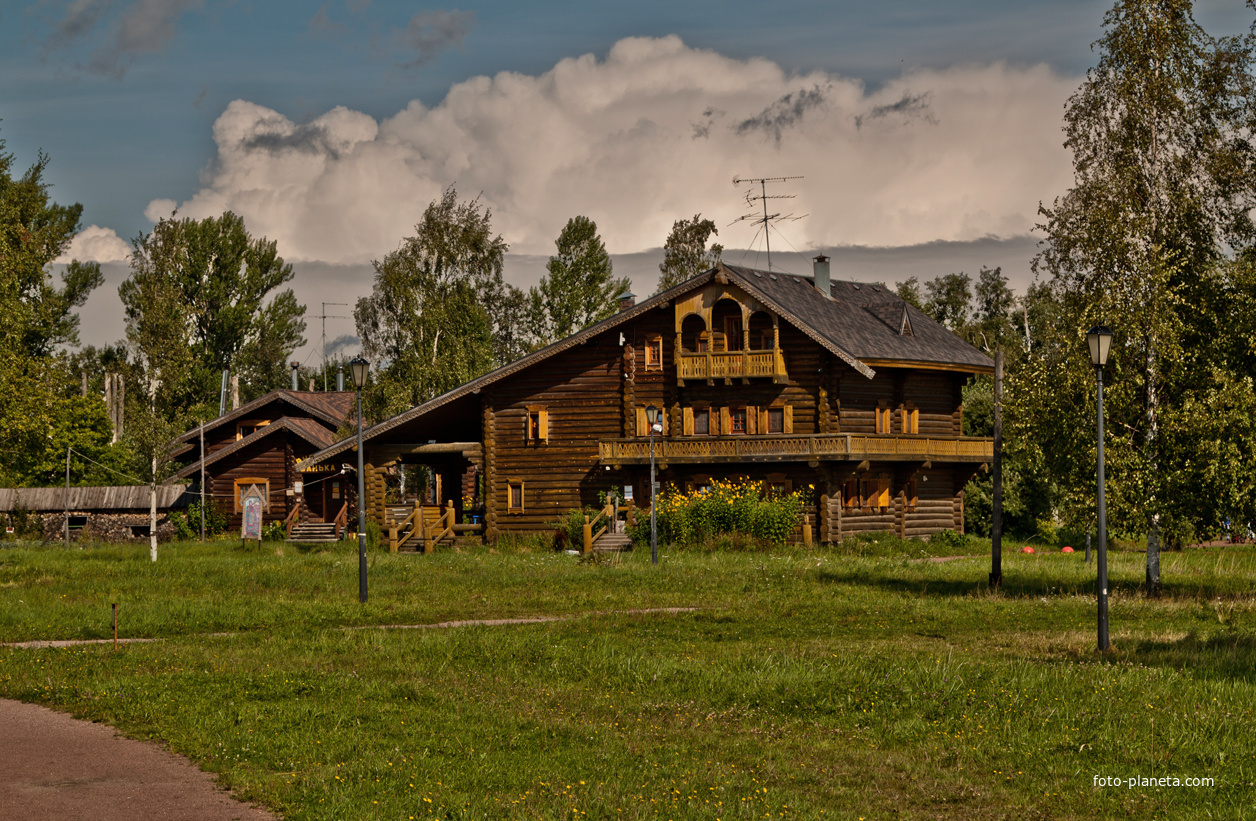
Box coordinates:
[599,434,994,464]
[332,502,348,540]
[284,504,302,539]
[676,348,787,382]
[581,500,616,554]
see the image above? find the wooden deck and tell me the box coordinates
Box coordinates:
[675,349,788,382]
[598,434,993,465]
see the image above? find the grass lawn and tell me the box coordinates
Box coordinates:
[2,537,1255,819]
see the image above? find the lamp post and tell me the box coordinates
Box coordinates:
[1087,326,1113,652]
[645,404,661,566]
[349,356,370,604]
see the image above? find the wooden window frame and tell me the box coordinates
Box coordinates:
[901,403,919,435]
[843,478,860,510]
[236,420,271,440]
[683,406,712,436]
[507,479,525,514]
[764,472,792,496]
[729,407,748,435]
[636,406,669,437]
[233,477,270,513]
[861,475,891,512]
[644,337,663,372]
[525,406,549,444]
[875,405,893,435]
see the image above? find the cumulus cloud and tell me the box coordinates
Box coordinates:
[35,0,204,77]
[56,225,132,263]
[152,35,1077,264]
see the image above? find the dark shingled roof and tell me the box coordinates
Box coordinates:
[297,262,992,469]
[176,390,354,443]
[721,264,992,370]
[172,416,344,480]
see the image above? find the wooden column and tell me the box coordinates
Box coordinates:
[483,400,498,541]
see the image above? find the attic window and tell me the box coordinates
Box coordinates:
[852,284,861,291]
[871,286,880,292]
[753,271,762,277]
[769,274,778,280]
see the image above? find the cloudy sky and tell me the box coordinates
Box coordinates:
[4,1,1252,365]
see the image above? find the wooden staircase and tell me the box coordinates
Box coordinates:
[592,532,633,553]
[286,521,343,544]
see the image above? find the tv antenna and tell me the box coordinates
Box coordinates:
[319,302,350,391]
[731,175,806,272]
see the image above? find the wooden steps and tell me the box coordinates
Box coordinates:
[286,521,342,544]
[593,533,633,553]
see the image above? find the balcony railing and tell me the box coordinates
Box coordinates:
[598,434,994,465]
[676,348,787,382]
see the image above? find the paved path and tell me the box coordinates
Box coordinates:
[0,699,277,821]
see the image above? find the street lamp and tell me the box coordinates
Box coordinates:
[1087,325,1113,652]
[349,356,370,604]
[645,404,662,566]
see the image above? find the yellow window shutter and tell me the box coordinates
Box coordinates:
[784,405,793,434]
[683,407,693,436]
[877,479,890,508]
[746,406,757,434]
[910,407,919,434]
[758,408,768,433]
[539,409,549,442]
[636,407,646,436]
[720,407,730,435]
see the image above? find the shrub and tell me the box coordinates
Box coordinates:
[169,499,230,540]
[549,507,601,551]
[930,529,971,551]
[630,479,808,548]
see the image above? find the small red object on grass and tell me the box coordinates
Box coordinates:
[1061,546,1074,553]
[1021,546,1035,554]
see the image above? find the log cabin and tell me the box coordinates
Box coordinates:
[170,390,354,529]
[298,260,995,544]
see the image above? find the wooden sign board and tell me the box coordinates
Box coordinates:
[240,484,265,541]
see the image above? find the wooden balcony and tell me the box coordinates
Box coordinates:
[598,434,994,466]
[676,348,787,383]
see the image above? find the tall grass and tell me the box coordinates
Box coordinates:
[3,539,1256,818]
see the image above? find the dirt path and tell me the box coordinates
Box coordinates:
[0,698,276,821]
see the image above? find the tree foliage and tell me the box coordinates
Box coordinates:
[355,187,513,419]
[527,216,629,348]
[1025,0,1256,565]
[0,128,113,487]
[657,214,723,292]
[121,211,306,405]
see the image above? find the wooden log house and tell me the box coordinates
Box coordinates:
[169,390,354,529]
[298,260,995,543]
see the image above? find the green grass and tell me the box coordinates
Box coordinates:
[3,538,1256,819]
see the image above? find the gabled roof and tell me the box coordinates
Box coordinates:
[175,390,353,444]
[172,416,344,480]
[722,265,992,371]
[296,263,992,470]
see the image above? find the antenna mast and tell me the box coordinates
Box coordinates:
[319,302,350,391]
[731,175,805,272]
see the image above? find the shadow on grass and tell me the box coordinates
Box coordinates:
[814,567,1141,600]
[1124,631,1256,682]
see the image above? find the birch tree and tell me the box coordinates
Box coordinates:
[1031,0,1256,589]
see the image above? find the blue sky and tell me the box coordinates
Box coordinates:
[3,1,1252,361]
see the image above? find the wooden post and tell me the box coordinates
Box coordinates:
[582,515,593,554]
[112,603,117,652]
[389,524,398,552]
[990,351,1004,589]
[802,513,813,547]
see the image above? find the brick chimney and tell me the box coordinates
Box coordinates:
[618,291,636,312]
